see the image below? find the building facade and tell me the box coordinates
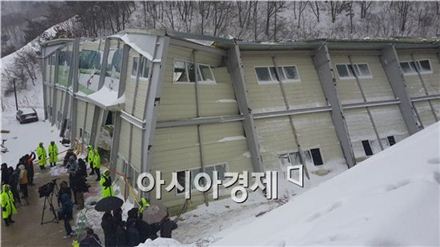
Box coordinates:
[41,30,440,211]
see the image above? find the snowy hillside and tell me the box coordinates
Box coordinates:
[212,122,440,246]
[1,18,77,112]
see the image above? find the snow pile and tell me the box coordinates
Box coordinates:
[86,85,124,109]
[214,123,440,246]
[49,165,68,177]
[138,238,190,247]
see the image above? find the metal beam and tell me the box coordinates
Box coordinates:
[411,94,440,102]
[342,99,400,110]
[410,53,439,122]
[380,45,421,134]
[41,48,48,120]
[141,36,170,176]
[70,39,80,142]
[157,115,244,128]
[117,44,130,98]
[110,112,122,172]
[52,50,60,125]
[98,39,110,90]
[312,43,356,168]
[227,43,264,173]
[347,55,383,151]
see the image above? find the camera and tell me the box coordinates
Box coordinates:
[38,179,57,198]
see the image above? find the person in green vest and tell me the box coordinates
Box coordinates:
[1,184,17,226]
[87,145,94,176]
[138,197,150,218]
[99,170,112,198]
[36,142,47,170]
[48,141,58,167]
[93,147,101,181]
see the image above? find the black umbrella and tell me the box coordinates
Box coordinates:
[95,196,124,212]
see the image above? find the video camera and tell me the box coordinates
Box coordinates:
[38,179,57,198]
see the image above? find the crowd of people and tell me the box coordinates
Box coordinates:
[1,140,179,246]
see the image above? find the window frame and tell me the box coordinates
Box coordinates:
[255,65,301,85]
[196,63,217,84]
[336,63,372,80]
[173,59,217,85]
[361,140,374,156]
[400,59,432,75]
[175,162,229,196]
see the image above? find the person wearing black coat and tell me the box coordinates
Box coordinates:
[160,214,177,238]
[1,163,10,185]
[71,169,88,209]
[101,211,116,247]
[126,218,140,247]
[25,152,36,185]
[80,228,101,247]
[58,181,72,206]
[77,159,88,178]
[8,167,20,204]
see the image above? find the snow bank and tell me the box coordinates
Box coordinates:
[214,122,440,246]
[137,238,190,247]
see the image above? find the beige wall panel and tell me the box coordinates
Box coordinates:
[76,100,86,139]
[241,54,286,113]
[397,54,427,97]
[332,55,364,104]
[118,119,131,162]
[273,54,327,108]
[415,101,437,127]
[84,103,95,132]
[130,126,143,173]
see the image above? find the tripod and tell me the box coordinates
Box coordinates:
[41,182,59,225]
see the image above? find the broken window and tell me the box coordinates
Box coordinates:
[197,64,216,83]
[387,136,396,146]
[362,140,373,156]
[255,67,272,83]
[176,163,227,195]
[139,57,150,79]
[310,148,324,166]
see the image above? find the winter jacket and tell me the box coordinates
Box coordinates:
[160,218,177,238]
[87,148,94,166]
[93,150,101,169]
[36,145,47,167]
[77,159,88,178]
[58,186,72,206]
[25,153,35,176]
[138,197,150,214]
[64,150,75,166]
[114,223,127,247]
[71,172,89,193]
[99,174,112,198]
[126,219,140,247]
[48,143,58,163]
[60,193,73,220]
[101,212,116,247]
[79,234,101,247]
[18,165,28,185]
[1,165,10,185]
[1,185,17,219]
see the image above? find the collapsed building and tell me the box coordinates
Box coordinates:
[41,30,440,211]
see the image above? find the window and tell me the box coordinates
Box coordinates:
[131,57,138,77]
[197,64,215,83]
[400,59,432,75]
[79,50,101,70]
[255,67,273,82]
[336,63,372,79]
[176,163,227,195]
[387,136,396,146]
[279,148,324,167]
[139,57,150,79]
[362,140,373,156]
[255,65,300,84]
[310,148,324,166]
[173,60,216,84]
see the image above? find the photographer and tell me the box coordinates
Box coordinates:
[58,181,72,206]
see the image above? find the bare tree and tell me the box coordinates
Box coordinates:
[309,1,321,23]
[360,1,373,19]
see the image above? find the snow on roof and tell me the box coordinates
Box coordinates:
[86,86,125,110]
[214,122,440,246]
[109,33,157,62]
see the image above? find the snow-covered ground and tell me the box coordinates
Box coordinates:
[0,109,64,166]
[212,122,440,246]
